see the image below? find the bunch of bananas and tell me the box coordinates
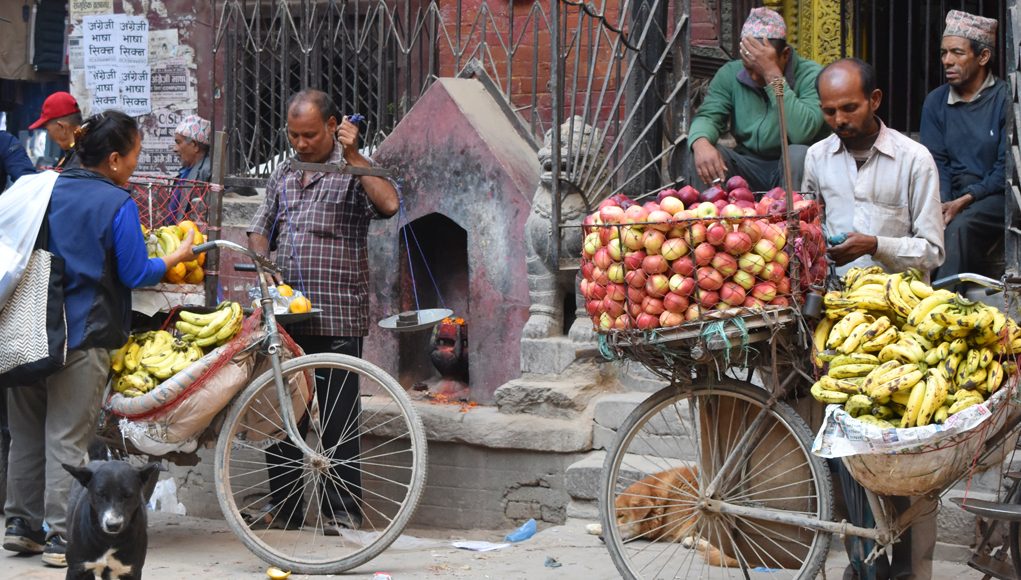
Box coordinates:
[810,266,1018,429]
[110,330,204,397]
[174,301,244,348]
[144,220,205,285]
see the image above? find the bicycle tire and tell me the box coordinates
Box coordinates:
[1011,521,1021,579]
[600,379,833,580]
[214,352,428,574]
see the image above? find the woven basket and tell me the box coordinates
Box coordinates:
[841,393,1017,496]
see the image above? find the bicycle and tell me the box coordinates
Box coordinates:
[114,239,428,574]
[598,272,1021,580]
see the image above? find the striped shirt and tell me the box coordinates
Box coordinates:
[249,144,385,336]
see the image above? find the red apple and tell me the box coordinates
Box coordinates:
[706,222,728,246]
[607,238,622,261]
[657,188,678,202]
[599,224,618,246]
[743,296,765,309]
[754,238,778,262]
[582,213,599,235]
[711,253,738,277]
[752,282,777,302]
[613,314,630,330]
[627,286,646,304]
[699,290,721,308]
[603,297,625,318]
[592,266,609,285]
[642,297,665,316]
[731,270,756,290]
[606,282,626,302]
[598,312,613,330]
[642,254,669,275]
[586,299,602,317]
[625,269,647,289]
[588,282,606,300]
[773,251,789,268]
[686,222,707,246]
[646,274,669,298]
[642,201,660,213]
[672,256,696,277]
[607,263,625,283]
[761,262,786,283]
[696,267,724,291]
[663,291,689,314]
[624,204,649,224]
[685,302,702,321]
[721,204,745,221]
[714,199,729,212]
[695,202,719,218]
[580,260,595,281]
[720,281,747,307]
[770,296,791,307]
[677,185,700,206]
[661,238,689,261]
[728,187,755,203]
[694,242,716,266]
[627,301,643,318]
[760,222,787,248]
[765,187,786,200]
[647,210,673,232]
[738,252,766,275]
[635,312,660,330]
[725,175,750,192]
[723,231,752,255]
[660,310,685,327]
[599,204,624,224]
[669,274,697,296]
[700,186,728,203]
[583,232,601,257]
[623,250,646,271]
[642,229,666,254]
[621,226,644,251]
[593,247,613,270]
[658,195,685,215]
[775,276,791,294]
[738,219,762,244]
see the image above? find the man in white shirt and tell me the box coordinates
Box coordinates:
[803,58,944,580]
[803,59,945,278]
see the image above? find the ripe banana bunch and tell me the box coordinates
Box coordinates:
[110,329,204,398]
[175,301,244,348]
[815,268,1017,430]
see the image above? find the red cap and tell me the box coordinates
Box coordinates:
[29,92,81,130]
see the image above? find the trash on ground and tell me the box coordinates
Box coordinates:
[452,540,510,552]
[147,478,187,515]
[544,556,562,568]
[585,523,603,535]
[372,573,393,580]
[265,566,291,579]
[504,518,537,542]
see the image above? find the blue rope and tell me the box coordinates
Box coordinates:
[598,333,616,360]
[402,204,447,310]
[699,316,751,368]
[398,200,421,311]
[267,179,308,297]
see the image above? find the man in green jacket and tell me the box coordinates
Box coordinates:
[690,7,827,191]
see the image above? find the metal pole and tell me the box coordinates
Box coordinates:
[206,131,228,306]
[551,0,562,269]
[772,77,802,299]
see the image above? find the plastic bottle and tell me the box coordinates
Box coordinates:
[504,518,537,542]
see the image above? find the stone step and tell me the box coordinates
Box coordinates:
[565,451,606,502]
[494,373,609,419]
[592,392,652,451]
[613,362,669,393]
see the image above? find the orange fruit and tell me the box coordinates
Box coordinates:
[197,252,206,267]
[184,267,204,284]
[276,284,294,297]
[289,296,311,313]
[165,262,187,284]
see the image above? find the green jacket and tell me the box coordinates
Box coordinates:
[689,51,827,160]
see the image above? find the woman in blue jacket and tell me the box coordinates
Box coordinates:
[1,111,195,568]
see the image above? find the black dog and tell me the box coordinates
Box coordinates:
[62,456,160,580]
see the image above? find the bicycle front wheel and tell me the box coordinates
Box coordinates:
[215,353,427,574]
[601,380,833,580]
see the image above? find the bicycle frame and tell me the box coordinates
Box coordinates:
[192,239,320,460]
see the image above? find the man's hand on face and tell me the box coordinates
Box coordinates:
[941,194,973,225]
[828,232,878,266]
[740,37,784,85]
[336,116,361,162]
[692,138,727,186]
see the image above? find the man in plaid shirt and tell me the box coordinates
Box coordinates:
[247,89,398,533]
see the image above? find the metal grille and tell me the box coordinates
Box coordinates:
[842,0,1007,134]
[214,0,692,207]
[1005,1,1020,275]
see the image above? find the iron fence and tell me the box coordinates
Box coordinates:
[213,0,691,208]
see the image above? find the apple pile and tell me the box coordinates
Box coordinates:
[580,176,827,332]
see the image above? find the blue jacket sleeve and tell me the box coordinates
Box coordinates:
[112,200,166,288]
[0,131,36,182]
[966,88,1008,202]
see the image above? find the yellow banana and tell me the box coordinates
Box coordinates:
[891,389,912,406]
[934,405,950,424]
[885,274,913,319]
[986,360,1005,393]
[857,414,897,429]
[110,340,131,374]
[908,279,933,300]
[811,381,850,404]
[124,342,141,372]
[948,396,982,415]
[813,317,836,368]
[878,343,924,364]
[911,296,954,326]
[195,306,234,339]
[916,369,948,427]
[175,320,206,336]
[949,338,969,355]
[977,348,993,369]
[178,302,233,326]
[845,286,890,311]
[844,394,874,417]
[828,311,871,349]
[861,360,903,394]
[824,291,856,311]
[839,321,874,354]
[875,368,925,399]
[862,316,892,340]
[830,353,881,368]
[923,342,950,366]
[960,367,988,391]
[901,378,928,428]
[820,375,863,394]
[213,303,244,343]
[847,271,888,292]
[898,278,920,309]
[861,326,899,353]
[829,363,879,380]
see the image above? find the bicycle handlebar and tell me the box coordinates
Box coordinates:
[191,239,281,275]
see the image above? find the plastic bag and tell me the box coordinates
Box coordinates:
[0,171,59,311]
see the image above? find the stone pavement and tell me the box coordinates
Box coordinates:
[2,514,979,579]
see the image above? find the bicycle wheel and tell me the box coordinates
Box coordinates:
[601,379,833,580]
[215,353,427,574]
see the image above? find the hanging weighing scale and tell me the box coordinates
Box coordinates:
[285,114,452,332]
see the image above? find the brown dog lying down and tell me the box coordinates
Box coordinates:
[614,465,739,568]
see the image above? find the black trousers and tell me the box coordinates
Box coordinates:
[265,335,363,523]
[935,192,1005,280]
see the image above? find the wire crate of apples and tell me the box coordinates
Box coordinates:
[580,176,827,332]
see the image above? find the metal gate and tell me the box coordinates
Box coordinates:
[213,0,692,209]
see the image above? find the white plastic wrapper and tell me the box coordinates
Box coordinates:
[0,171,59,311]
[812,387,1010,458]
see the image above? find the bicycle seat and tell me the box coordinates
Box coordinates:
[950,497,1021,522]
